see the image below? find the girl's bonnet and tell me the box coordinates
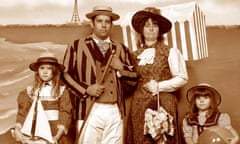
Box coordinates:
[186,83,221,106]
[29,52,65,72]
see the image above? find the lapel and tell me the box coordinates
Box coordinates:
[87,38,117,65]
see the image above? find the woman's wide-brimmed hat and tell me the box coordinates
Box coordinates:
[29,52,65,72]
[131,7,172,34]
[86,5,120,21]
[186,83,221,106]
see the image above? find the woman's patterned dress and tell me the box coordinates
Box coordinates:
[128,42,179,144]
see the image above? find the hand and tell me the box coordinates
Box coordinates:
[229,137,239,144]
[53,136,58,144]
[86,84,105,97]
[14,128,29,143]
[13,128,22,142]
[143,80,159,95]
[110,55,124,70]
[23,139,35,144]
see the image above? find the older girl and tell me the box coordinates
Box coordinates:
[14,52,73,144]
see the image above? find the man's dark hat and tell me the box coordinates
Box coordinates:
[131,7,172,34]
[86,5,120,21]
[186,83,221,106]
[29,52,65,72]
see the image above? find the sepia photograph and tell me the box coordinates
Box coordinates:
[0,0,239,143]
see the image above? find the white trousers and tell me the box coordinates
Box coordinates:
[78,103,123,144]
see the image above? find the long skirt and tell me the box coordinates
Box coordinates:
[127,89,180,144]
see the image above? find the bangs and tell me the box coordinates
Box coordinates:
[193,88,213,98]
[146,18,160,26]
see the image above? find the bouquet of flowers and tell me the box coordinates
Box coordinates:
[144,103,174,144]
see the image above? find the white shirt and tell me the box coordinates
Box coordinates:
[158,47,188,92]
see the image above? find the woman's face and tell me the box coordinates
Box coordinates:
[195,95,211,111]
[38,63,53,82]
[143,18,159,41]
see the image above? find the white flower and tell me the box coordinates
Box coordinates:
[144,106,174,142]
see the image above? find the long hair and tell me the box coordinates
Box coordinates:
[188,87,219,118]
[31,64,62,98]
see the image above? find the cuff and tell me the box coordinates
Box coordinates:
[116,71,122,78]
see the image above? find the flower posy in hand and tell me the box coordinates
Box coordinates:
[144,106,174,143]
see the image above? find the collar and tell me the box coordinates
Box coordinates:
[187,110,220,127]
[43,81,53,87]
[92,34,111,44]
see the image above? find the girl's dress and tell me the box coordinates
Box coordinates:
[16,84,73,144]
[182,110,234,144]
[129,42,183,144]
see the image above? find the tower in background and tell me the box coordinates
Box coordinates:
[71,0,80,24]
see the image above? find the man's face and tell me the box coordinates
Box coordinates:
[92,15,112,40]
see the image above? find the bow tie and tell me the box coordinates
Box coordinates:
[43,82,50,86]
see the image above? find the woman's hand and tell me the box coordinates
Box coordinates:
[143,79,159,95]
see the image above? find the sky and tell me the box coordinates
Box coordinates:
[0,0,239,26]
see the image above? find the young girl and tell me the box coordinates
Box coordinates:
[13,52,73,144]
[182,83,239,144]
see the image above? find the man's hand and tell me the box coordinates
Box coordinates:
[110,55,124,70]
[86,84,105,97]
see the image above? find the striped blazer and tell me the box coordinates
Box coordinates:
[62,35,138,120]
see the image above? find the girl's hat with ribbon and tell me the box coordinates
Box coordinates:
[131,7,172,34]
[29,52,65,72]
[186,83,221,106]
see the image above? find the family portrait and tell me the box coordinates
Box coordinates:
[0,0,239,143]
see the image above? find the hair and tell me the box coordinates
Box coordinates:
[31,63,62,98]
[136,17,164,48]
[188,87,219,118]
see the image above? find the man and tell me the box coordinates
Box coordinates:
[62,5,138,144]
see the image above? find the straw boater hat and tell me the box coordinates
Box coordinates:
[29,52,65,72]
[186,83,222,106]
[131,7,172,34]
[86,5,120,21]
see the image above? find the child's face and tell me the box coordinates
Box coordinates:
[195,95,211,111]
[38,63,53,82]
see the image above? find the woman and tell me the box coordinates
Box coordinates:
[128,7,188,144]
